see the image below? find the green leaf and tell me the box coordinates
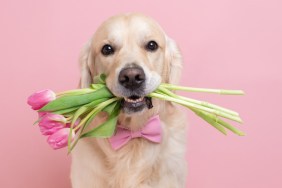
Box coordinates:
[52,106,80,115]
[82,100,120,132]
[90,84,105,90]
[80,102,120,138]
[80,114,118,138]
[93,74,106,84]
[70,98,107,127]
[84,98,109,108]
[39,87,113,112]
[56,88,95,97]
[102,101,120,114]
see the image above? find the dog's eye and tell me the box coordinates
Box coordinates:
[101,44,114,56]
[145,41,158,52]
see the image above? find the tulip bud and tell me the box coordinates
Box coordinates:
[27,89,56,110]
[39,113,66,135]
[38,111,48,118]
[47,128,75,150]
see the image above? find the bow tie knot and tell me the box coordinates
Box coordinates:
[109,115,162,150]
[131,130,142,138]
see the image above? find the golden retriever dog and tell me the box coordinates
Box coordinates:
[71,13,187,188]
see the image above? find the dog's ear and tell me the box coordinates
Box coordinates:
[79,40,93,88]
[164,37,182,84]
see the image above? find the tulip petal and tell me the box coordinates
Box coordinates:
[27,89,56,110]
[38,113,66,135]
[47,128,75,150]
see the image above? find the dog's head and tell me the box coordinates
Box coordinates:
[80,13,182,115]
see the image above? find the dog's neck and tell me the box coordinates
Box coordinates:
[118,111,157,131]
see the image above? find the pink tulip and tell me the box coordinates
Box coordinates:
[39,113,66,135]
[47,128,75,150]
[38,111,48,118]
[27,89,56,110]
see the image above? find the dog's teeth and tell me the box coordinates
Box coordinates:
[124,97,145,103]
[137,97,143,102]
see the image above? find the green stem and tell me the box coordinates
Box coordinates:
[161,83,245,95]
[217,118,245,136]
[149,92,242,123]
[157,86,239,116]
[193,108,245,136]
[66,116,73,122]
[192,108,227,135]
[72,98,119,132]
[68,97,119,153]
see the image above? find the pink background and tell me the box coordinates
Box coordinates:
[1,0,281,187]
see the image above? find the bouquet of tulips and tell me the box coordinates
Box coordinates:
[28,74,244,152]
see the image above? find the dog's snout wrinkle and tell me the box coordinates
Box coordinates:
[118,67,145,90]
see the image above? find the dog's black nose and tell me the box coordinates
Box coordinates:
[118,67,145,89]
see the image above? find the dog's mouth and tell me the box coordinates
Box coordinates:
[121,95,153,113]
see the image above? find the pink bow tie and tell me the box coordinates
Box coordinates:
[109,115,162,150]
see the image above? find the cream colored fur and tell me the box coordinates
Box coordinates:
[71,13,187,188]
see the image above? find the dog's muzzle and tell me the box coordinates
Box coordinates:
[118,65,153,113]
